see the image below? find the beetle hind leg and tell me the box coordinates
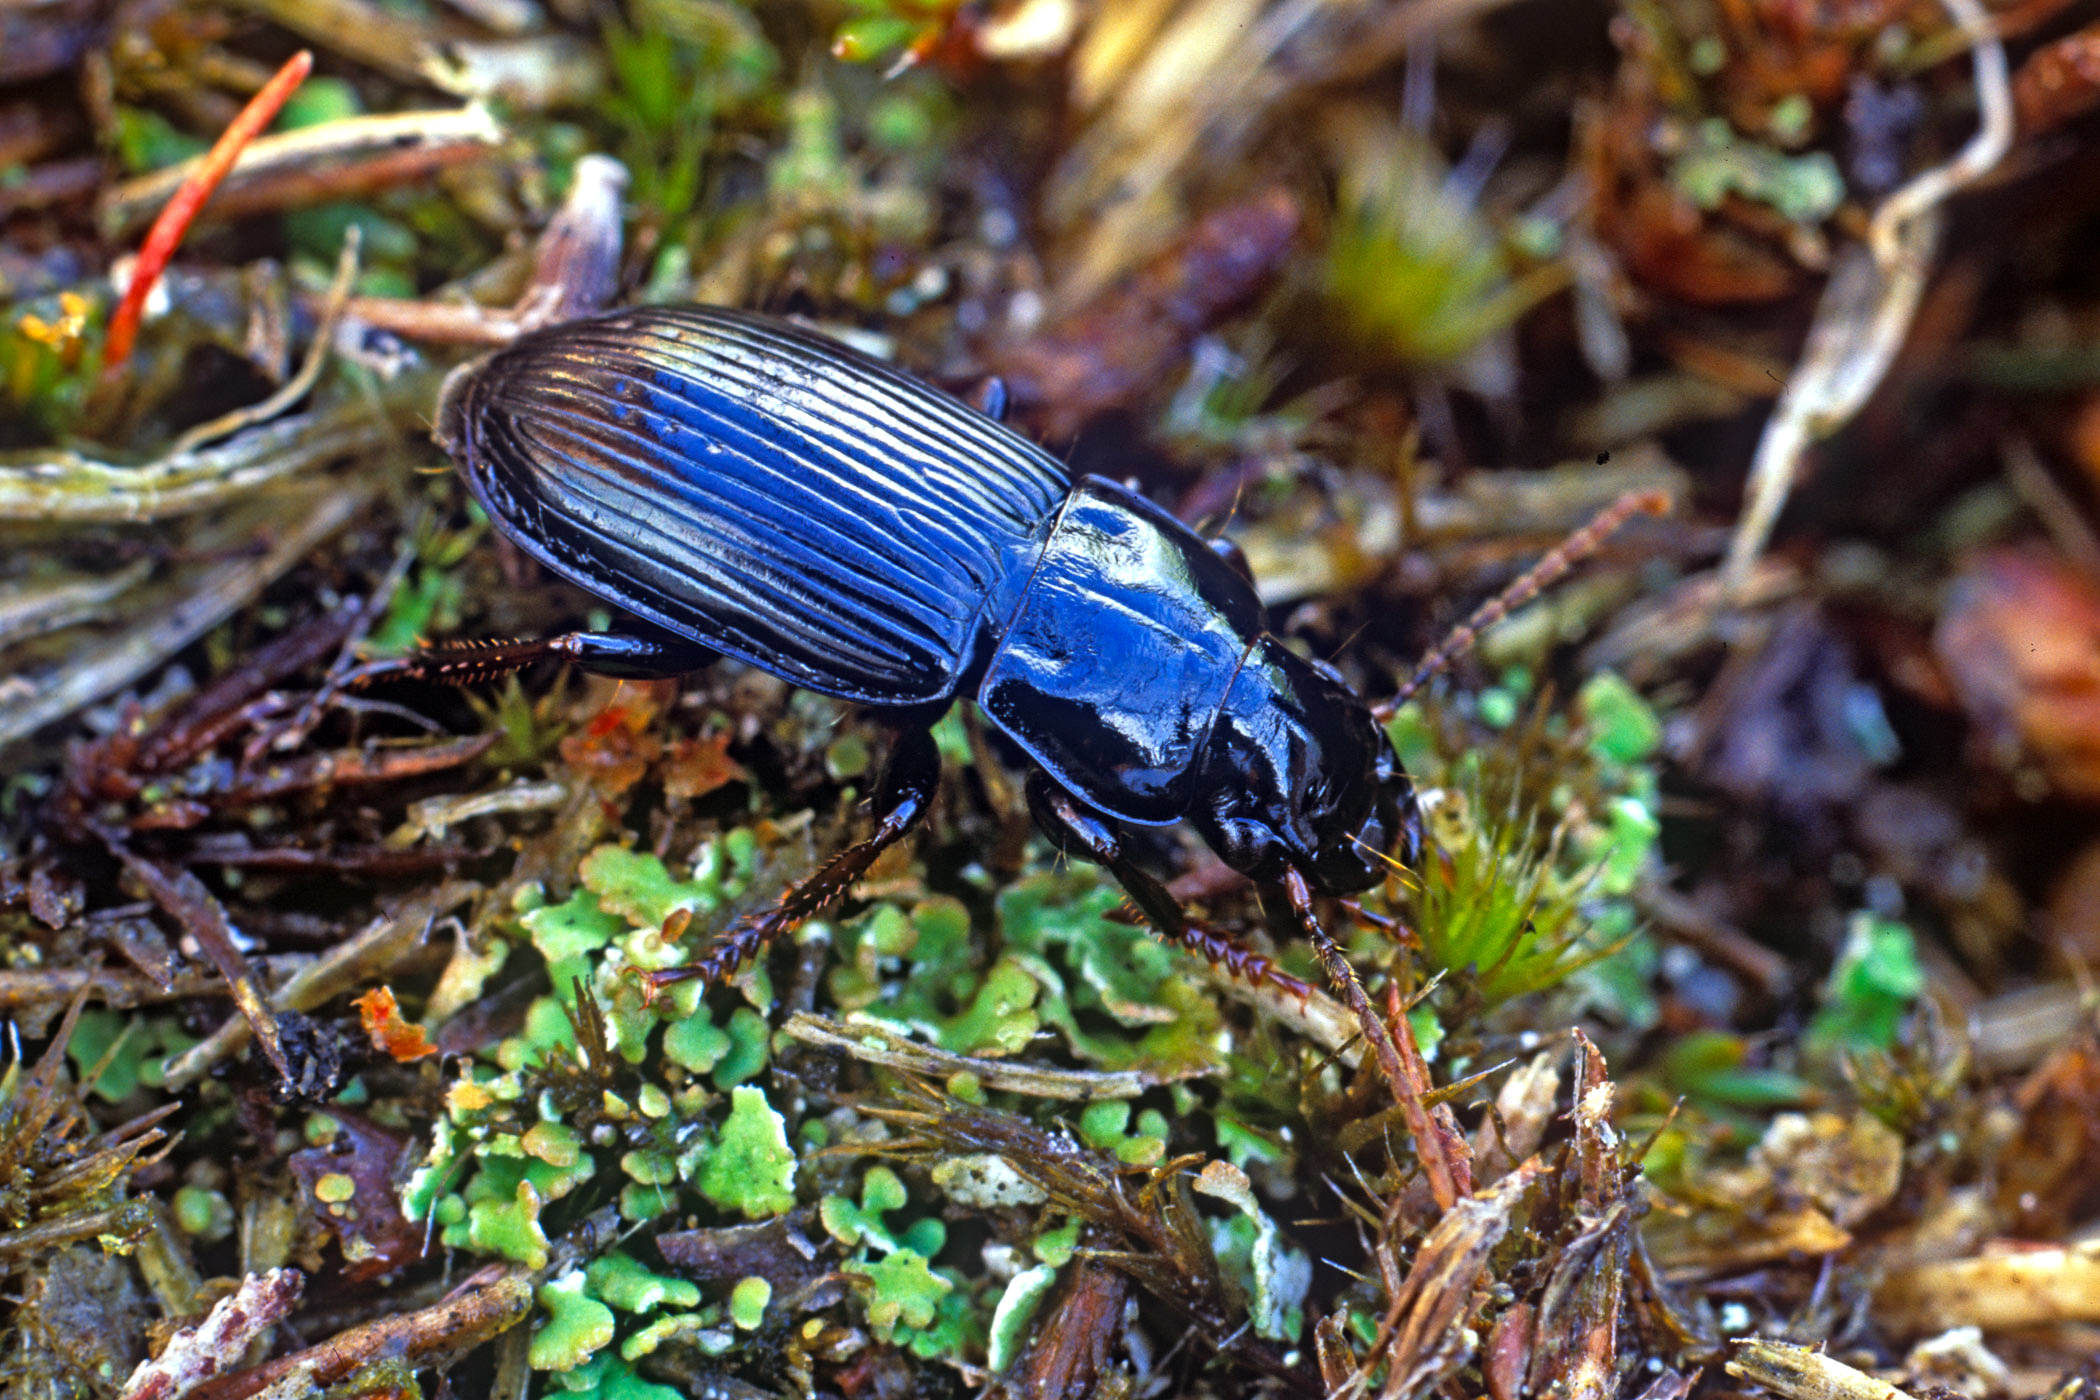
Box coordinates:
[644,725,942,995]
[1024,774,1313,1001]
[358,629,719,688]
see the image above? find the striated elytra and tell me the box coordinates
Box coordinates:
[431,304,1422,998]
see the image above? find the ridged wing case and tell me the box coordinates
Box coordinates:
[437,306,1069,704]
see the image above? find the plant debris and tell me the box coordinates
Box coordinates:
[6,2,2100,1398]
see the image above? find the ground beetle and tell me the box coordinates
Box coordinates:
[427,305,1633,1022]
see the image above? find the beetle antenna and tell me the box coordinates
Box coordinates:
[1372,489,1669,720]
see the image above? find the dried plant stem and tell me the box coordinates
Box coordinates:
[1720,0,2012,598]
[169,228,361,456]
[102,50,312,376]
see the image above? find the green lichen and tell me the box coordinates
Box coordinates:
[729,1276,771,1331]
[63,1010,195,1103]
[987,1264,1059,1371]
[171,1185,232,1241]
[1808,913,1924,1058]
[532,1271,617,1371]
[1195,1164,1312,1343]
[1670,118,1844,224]
[846,1246,950,1333]
[697,1086,797,1219]
[1078,1101,1170,1168]
[820,1164,909,1252]
[454,1179,549,1269]
[585,1252,701,1313]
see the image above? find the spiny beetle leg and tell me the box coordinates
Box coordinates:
[1283,869,1409,1097]
[359,630,719,688]
[643,725,941,997]
[1024,773,1314,1002]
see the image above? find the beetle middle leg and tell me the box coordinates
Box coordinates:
[643,724,942,995]
[1024,774,1313,1001]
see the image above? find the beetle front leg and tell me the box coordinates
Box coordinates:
[1024,773,1313,1001]
[1281,868,1409,1096]
[644,724,942,994]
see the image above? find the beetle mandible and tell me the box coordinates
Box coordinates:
[426,304,1608,1019]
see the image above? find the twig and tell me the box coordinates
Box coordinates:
[1720,0,2012,598]
[340,154,629,345]
[181,1265,532,1400]
[122,1269,305,1400]
[100,837,294,1087]
[1726,1340,1919,1400]
[169,228,361,457]
[102,50,313,377]
[0,478,375,752]
[0,411,390,523]
[783,1011,1211,1098]
[162,880,477,1092]
[98,106,502,235]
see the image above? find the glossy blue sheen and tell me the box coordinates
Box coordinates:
[982,478,1265,825]
[437,305,1417,896]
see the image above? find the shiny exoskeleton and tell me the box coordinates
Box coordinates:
[430,305,1421,998]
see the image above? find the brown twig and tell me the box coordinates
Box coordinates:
[181,1265,532,1400]
[99,835,294,1088]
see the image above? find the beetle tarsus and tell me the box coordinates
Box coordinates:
[643,726,941,997]
[1025,773,1313,1001]
[1283,869,1410,1098]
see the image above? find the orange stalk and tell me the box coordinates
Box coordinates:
[102,49,313,377]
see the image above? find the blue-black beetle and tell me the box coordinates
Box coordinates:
[429,304,1424,1001]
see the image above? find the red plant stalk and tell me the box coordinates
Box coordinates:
[101,49,313,377]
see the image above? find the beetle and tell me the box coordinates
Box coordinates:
[422,303,1427,1006]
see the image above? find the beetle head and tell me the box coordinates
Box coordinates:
[1189,638,1422,896]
